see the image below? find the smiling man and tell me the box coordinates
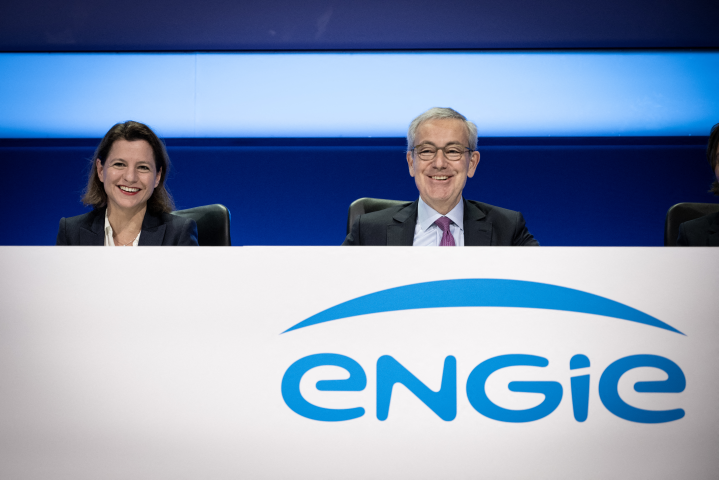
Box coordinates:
[343,107,538,246]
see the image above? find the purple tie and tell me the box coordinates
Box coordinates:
[434,216,456,246]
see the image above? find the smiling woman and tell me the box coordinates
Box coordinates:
[55,121,198,246]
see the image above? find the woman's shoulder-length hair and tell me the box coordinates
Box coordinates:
[82,120,175,213]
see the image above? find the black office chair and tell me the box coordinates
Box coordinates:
[346,198,411,234]
[172,204,231,246]
[664,202,719,246]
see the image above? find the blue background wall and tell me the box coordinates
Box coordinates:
[0,0,717,246]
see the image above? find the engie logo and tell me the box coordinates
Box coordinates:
[280,279,686,424]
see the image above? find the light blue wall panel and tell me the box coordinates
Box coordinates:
[1,52,718,137]
[0,54,196,138]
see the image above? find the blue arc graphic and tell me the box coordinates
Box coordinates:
[282,279,684,335]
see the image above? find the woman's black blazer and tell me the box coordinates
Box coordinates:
[56,208,199,246]
[677,212,719,246]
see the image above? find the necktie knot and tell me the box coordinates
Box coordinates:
[434,216,455,246]
[434,216,451,232]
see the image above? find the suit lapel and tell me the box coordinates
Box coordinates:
[709,213,719,246]
[463,200,492,246]
[79,209,105,246]
[138,212,166,246]
[387,201,418,246]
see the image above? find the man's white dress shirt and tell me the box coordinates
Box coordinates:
[412,196,464,246]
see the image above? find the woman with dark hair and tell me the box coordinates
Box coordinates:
[56,121,198,246]
[676,122,719,246]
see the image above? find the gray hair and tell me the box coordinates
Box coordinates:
[407,107,478,152]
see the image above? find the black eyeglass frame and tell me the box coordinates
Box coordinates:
[410,144,475,161]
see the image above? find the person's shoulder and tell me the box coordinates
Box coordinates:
[157,211,199,246]
[343,201,416,246]
[680,211,719,231]
[156,211,198,233]
[158,211,191,226]
[61,209,102,229]
[464,199,521,219]
[56,208,103,245]
[464,199,538,246]
[677,211,719,246]
[359,201,415,223]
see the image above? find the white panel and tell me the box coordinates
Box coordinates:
[0,247,717,479]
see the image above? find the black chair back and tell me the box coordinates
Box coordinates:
[664,202,719,246]
[172,204,231,246]
[347,198,410,235]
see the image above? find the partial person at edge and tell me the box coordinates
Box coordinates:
[677,122,719,246]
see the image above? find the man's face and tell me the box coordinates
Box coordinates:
[407,118,480,215]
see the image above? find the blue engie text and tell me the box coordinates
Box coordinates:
[281,353,686,424]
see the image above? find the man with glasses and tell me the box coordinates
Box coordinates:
[343,107,538,246]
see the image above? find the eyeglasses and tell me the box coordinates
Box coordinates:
[411,144,473,161]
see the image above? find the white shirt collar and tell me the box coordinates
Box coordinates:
[103,209,114,246]
[104,209,141,247]
[417,196,464,232]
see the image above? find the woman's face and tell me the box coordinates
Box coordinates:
[97,139,161,215]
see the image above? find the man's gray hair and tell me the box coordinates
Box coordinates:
[407,107,478,152]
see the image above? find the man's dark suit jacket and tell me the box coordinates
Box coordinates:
[342,199,538,246]
[56,208,199,246]
[676,212,719,246]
